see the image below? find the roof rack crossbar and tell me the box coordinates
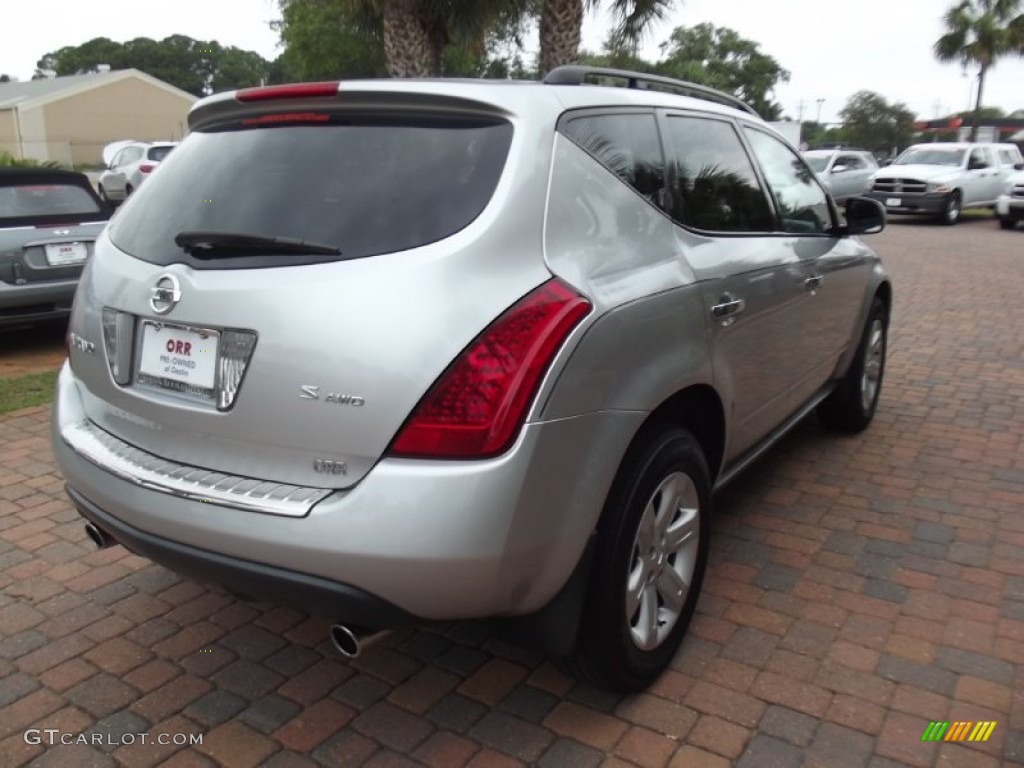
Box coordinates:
[543,65,759,117]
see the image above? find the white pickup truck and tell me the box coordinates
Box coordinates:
[865,142,1024,225]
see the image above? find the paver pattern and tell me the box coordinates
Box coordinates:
[1,219,1022,767]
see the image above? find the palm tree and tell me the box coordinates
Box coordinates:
[934,0,1024,141]
[339,0,534,77]
[539,0,678,75]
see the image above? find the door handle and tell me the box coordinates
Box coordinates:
[711,295,746,319]
[804,275,823,291]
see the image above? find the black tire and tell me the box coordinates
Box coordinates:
[562,425,710,691]
[818,297,888,433]
[938,191,960,225]
[125,183,134,196]
[999,218,1017,231]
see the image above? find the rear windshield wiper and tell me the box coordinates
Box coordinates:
[174,231,341,256]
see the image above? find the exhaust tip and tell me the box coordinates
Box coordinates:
[330,624,361,658]
[84,522,113,550]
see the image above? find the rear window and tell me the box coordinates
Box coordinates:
[147,145,174,162]
[0,182,103,223]
[108,114,514,268]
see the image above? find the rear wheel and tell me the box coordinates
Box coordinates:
[562,425,710,691]
[938,191,960,225]
[1000,218,1017,231]
[818,297,888,433]
[125,183,134,197]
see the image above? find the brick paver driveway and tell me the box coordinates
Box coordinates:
[1,218,1022,768]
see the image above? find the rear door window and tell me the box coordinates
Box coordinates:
[662,115,774,232]
[107,114,514,268]
[147,146,174,162]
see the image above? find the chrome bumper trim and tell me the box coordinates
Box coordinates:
[61,419,332,517]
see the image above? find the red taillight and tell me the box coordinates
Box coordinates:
[236,82,339,102]
[241,112,331,126]
[388,279,591,459]
[138,164,154,173]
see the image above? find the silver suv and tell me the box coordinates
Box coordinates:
[53,67,891,691]
[802,148,879,202]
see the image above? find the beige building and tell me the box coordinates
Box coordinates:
[0,69,196,167]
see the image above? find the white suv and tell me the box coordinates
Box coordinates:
[98,141,177,204]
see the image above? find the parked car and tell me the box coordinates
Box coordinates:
[53,67,891,691]
[865,142,1024,225]
[802,148,878,202]
[0,168,112,326]
[97,141,177,204]
[997,167,1024,230]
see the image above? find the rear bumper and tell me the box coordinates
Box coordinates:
[67,485,414,628]
[53,363,644,621]
[864,191,946,215]
[0,279,77,325]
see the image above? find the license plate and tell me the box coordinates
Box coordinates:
[44,242,88,266]
[138,323,219,391]
[885,198,902,208]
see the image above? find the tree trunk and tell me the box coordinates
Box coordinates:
[970,64,986,142]
[381,0,432,77]
[539,0,584,76]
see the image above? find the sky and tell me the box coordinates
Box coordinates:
[3,0,1023,124]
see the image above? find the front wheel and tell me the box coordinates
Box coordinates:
[938,191,961,225]
[562,426,710,691]
[999,218,1017,231]
[818,297,888,432]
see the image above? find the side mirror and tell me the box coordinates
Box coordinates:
[843,197,886,236]
[1015,162,1024,171]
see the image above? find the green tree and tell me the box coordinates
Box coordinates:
[274,0,387,80]
[653,23,789,119]
[0,74,12,82]
[839,91,916,155]
[275,0,532,79]
[539,0,677,75]
[328,0,534,77]
[580,24,789,119]
[35,36,271,96]
[934,0,1024,141]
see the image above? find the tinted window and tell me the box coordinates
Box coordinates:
[147,145,174,162]
[836,155,862,170]
[969,148,988,167]
[561,113,666,206]
[744,127,832,234]
[108,115,513,268]
[665,116,773,232]
[0,183,102,220]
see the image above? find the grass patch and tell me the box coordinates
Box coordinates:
[0,370,57,414]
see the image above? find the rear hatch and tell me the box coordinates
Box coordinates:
[0,170,111,288]
[68,84,554,490]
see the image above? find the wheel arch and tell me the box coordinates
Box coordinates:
[641,383,726,485]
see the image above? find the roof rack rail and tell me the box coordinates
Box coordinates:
[543,65,759,117]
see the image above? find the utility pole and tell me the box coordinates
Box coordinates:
[797,99,804,122]
[815,98,824,124]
